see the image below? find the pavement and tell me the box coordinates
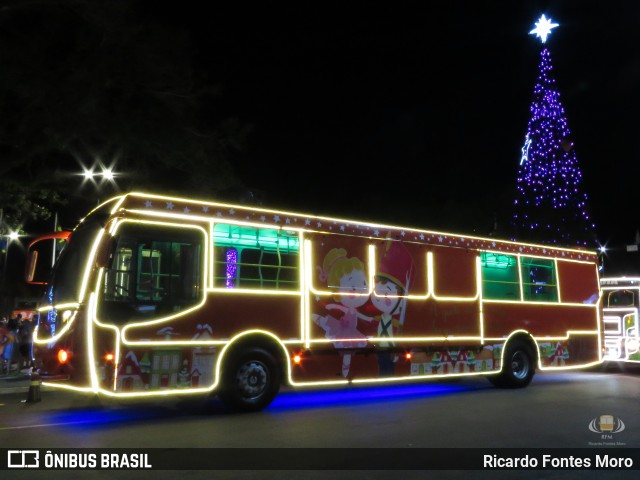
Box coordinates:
[0,369,41,395]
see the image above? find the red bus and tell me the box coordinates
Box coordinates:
[27,192,604,411]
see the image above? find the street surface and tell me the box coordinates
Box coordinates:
[0,362,638,480]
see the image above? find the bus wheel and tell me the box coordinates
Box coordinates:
[219,348,280,412]
[488,340,535,388]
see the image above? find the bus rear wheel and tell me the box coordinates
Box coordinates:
[488,340,535,388]
[218,348,280,412]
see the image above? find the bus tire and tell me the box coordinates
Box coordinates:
[488,340,535,388]
[218,347,281,412]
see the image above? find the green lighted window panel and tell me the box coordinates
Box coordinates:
[480,252,520,300]
[213,224,300,290]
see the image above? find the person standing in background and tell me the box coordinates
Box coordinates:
[18,314,34,372]
[1,316,18,374]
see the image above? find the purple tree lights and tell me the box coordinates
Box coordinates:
[512,20,597,248]
[226,248,238,288]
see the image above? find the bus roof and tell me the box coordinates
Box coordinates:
[100,192,598,263]
[601,277,640,287]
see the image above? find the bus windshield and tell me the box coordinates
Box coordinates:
[44,202,115,305]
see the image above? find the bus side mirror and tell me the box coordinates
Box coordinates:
[26,250,40,283]
[25,232,71,285]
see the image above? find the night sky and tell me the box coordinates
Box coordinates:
[5,1,640,250]
[155,1,639,249]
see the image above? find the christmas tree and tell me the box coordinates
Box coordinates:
[511,16,597,248]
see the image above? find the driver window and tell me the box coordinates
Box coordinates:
[98,222,204,324]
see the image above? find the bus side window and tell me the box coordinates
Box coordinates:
[137,244,163,301]
[104,245,134,301]
[480,252,519,300]
[212,224,299,290]
[608,290,634,307]
[98,223,204,323]
[520,256,558,302]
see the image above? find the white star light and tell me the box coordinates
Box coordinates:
[520,133,532,165]
[529,15,558,43]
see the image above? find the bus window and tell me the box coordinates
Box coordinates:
[520,256,558,302]
[607,290,635,307]
[98,223,204,323]
[213,224,299,290]
[480,252,519,300]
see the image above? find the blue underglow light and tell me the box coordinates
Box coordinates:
[267,382,483,412]
[44,407,158,430]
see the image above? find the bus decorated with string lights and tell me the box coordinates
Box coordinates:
[26,192,604,411]
[600,277,640,362]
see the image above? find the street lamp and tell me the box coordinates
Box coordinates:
[81,168,95,181]
[101,167,115,181]
[1,229,22,294]
[76,160,122,202]
[78,165,119,186]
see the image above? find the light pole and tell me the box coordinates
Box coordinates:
[1,230,20,298]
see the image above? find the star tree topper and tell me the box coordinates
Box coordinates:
[529,14,559,43]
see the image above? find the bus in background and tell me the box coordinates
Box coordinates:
[25,192,604,411]
[600,277,640,362]
[10,298,39,322]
